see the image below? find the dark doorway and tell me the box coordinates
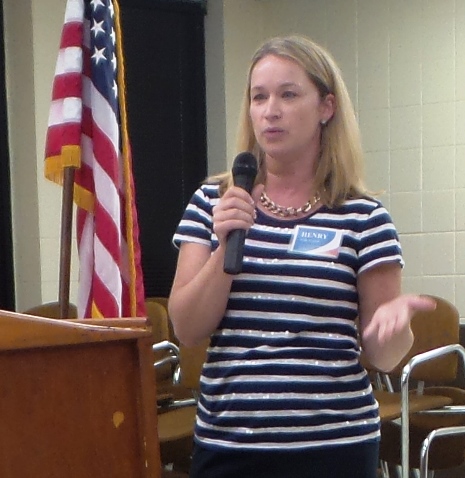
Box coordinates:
[0,0,15,311]
[118,0,207,298]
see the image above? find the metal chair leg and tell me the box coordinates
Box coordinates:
[419,426,465,478]
[379,460,390,477]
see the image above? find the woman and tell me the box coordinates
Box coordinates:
[168,35,435,478]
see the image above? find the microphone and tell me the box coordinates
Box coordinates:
[223,152,258,275]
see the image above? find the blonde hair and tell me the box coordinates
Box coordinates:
[208,35,368,207]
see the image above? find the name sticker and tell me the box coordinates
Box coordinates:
[289,226,344,258]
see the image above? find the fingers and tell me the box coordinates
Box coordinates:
[251,183,265,203]
[362,294,437,346]
[363,304,410,346]
[404,294,437,312]
[213,186,257,245]
[362,297,408,344]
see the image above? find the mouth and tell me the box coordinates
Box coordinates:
[263,127,285,138]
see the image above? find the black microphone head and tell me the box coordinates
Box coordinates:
[232,152,258,176]
[232,152,258,192]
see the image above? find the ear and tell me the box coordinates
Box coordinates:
[320,93,335,124]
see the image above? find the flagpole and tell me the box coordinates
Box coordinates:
[58,167,75,319]
[45,0,146,320]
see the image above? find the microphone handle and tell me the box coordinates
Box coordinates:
[223,229,247,275]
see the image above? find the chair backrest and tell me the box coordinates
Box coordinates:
[389,295,460,382]
[146,296,177,344]
[145,300,170,342]
[179,339,209,392]
[24,301,78,319]
[145,299,174,384]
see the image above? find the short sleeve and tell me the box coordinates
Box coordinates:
[357,203,404,274]
[172,184,220,250]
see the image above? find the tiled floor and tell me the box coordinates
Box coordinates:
[161,470,188,478]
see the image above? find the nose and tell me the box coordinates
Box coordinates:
[264,96,281,119]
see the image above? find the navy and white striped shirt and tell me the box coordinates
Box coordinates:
[173,183,404,452]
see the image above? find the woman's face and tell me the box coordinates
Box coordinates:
[249,54,333,162]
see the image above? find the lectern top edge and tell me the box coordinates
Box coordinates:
[0,309,153,351]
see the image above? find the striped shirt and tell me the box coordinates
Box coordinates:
[173,183,404,452]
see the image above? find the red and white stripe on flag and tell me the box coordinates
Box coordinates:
[44,0,146,319]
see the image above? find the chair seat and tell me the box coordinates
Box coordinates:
[377,388,464,469]
[157,381,195,402]
[157,406,197,442]
[380,419,465,470]
[374,390,453,422]
[410,386,465,431]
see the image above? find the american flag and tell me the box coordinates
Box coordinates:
[44,0,146,319]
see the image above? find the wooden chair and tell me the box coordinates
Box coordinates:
[145,300,180,398]
[145,297,208,474]
[380,343,465,478]
[23,301,78,319]
[363,295,465,477]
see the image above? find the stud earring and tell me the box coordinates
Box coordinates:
[320,119,327,126]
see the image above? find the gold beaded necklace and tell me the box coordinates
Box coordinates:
[260,190,320,217]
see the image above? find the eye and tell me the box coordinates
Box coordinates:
[251,92,267,102]
[282,90,297,99]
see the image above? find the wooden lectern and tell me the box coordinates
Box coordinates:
[0,310,161,478]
